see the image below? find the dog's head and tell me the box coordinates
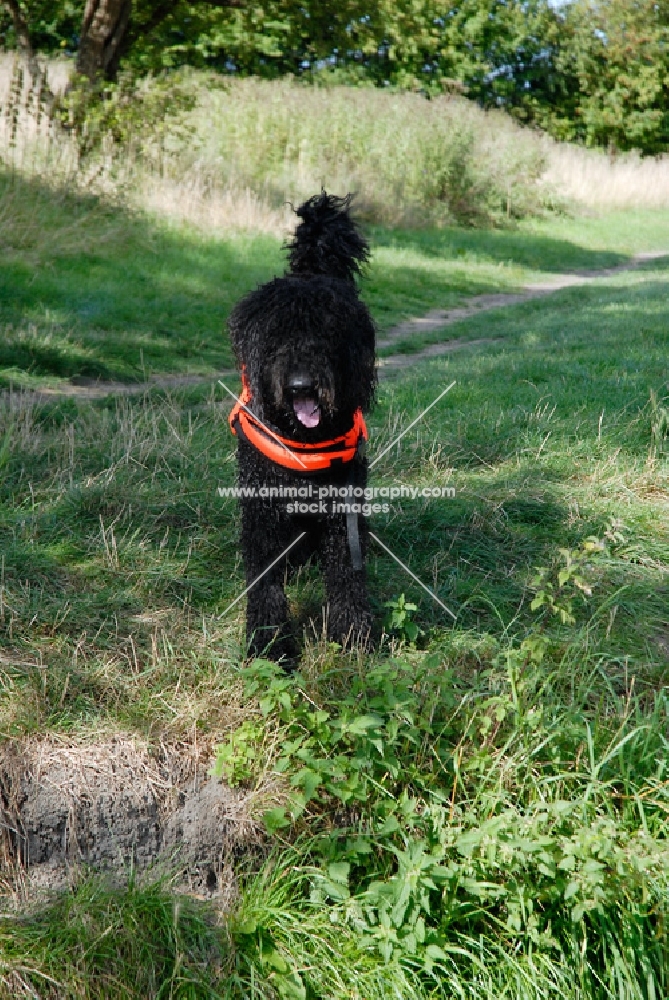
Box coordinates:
[228,193,376,441]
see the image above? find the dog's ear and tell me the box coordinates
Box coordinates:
[286,191,369,283]
[228,291,266,395]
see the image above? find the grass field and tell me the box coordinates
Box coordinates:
[0,155,668,996]
[1,61,669,996]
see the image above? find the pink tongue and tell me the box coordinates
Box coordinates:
[294,397,321,428]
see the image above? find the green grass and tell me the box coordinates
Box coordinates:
[369,265,669,647]
[0,172,280,384]
[3,170,669,390]
[0,169,668,997]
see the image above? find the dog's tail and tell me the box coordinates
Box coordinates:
[286,191,369,283]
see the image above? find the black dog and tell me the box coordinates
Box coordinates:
[228,192,376,663]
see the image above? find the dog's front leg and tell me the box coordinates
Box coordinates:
[319,515,373,650]
[240,503,297,663]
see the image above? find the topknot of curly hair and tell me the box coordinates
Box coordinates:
[285,191,370,283]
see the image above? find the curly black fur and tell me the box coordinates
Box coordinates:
[228,192,376,664]
[286,191,370,283]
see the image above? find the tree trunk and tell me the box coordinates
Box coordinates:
[76,0,133,83]
[4,0,45,84]
[75,0,246,84]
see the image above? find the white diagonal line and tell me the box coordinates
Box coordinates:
[218,532,307,619]
[219,379,308,470]
[369,380,456,470]
[369,531,457,621]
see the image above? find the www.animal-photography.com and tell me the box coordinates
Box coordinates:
[0,4,668,997]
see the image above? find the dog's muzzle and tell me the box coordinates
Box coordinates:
[286,372,321,428]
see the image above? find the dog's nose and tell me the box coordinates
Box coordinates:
[286,372,315,395]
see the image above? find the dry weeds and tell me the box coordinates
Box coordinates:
[4,51,669,232]
[543,139,669,209]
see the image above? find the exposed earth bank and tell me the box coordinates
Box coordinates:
[0,737,261,899]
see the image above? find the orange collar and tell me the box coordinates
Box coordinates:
[228,372,367,473]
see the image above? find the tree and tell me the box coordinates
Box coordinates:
[3,0,47,82]
[3,0,669,153]
[1,0,246,82]
[555,0,669,153]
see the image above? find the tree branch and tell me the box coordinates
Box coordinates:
[122,0,244,62]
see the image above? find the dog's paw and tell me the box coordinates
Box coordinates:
[328,613,375,653]
[248,628,298,667]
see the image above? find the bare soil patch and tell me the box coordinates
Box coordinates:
[0,736,262,900]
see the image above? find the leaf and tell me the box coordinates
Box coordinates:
[290,768,322,801]
[328,862,351,886]
[234,917,257,935]
[263,807,291,834]
[265,950,288,973]
[405,622,419,642]
[378,814,400,836]
[288,793,307,820]
[564,880,580,900]
[346,714,383,735]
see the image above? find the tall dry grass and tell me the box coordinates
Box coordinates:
[0,55,547,231]
[543,139,669,209]
[3,52,669,232]
[172,77,548,226]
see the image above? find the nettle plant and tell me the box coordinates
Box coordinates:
[212,530,668,991]
[529,536,607,625]
[383,593,424,645]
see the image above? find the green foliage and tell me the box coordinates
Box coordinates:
[213,623,669,995]
[550,0,669,154]
[0,139,668,996]
[5,0,669,152]
[53,67,198,161]
[213,719,265,786]
[0,875,227,998]
[529,536,605,625]
[178,77,548,226]
[0,0,82,52]
[384,593,422,644]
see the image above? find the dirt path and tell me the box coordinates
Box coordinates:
[10,250,667,398]
[376,250,666,371]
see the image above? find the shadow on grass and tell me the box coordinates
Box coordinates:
[1,170,645,388]
[371,225,628,274]
[0,170,283,384]
[368,461,669,653]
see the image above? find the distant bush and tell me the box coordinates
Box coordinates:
[172,78,548,227]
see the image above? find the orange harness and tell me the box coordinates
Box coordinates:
[228,373,367,474]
